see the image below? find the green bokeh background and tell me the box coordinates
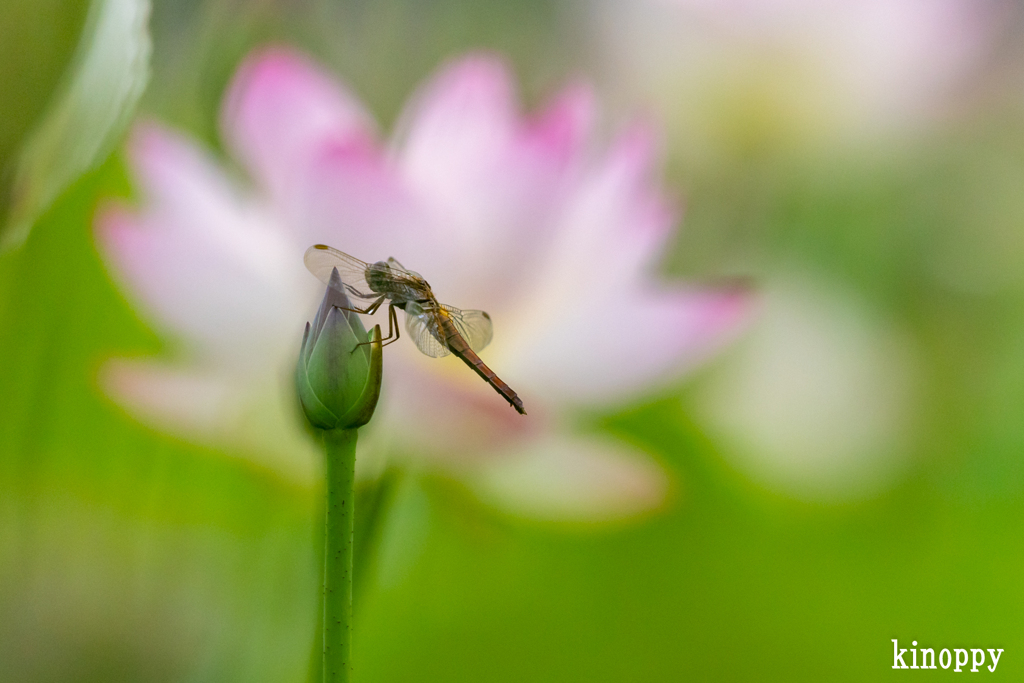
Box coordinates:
[3,1,1024,680]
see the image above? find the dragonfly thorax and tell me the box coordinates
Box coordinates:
[365,260,434,305]
[366,261,392,293]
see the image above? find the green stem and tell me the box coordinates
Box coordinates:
[323,428,357,683]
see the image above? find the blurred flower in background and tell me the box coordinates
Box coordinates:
[97,47,747,521]
[695,271,918,500]
[589,0,1006,161]
[584,0,1011,503]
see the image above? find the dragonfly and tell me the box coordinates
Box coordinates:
[304,244,526,415]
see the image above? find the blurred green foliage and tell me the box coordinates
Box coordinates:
[3,1,1024,681]
[0,0,90,221]
[4,0,151,250]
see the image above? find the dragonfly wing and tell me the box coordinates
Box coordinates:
[405,312,451,358]
[303,244,376,300]
[385,257,433,291]
[444,305,494,352]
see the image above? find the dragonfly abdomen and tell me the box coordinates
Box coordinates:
[439,317,526,415]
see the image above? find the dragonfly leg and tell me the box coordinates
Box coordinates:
[341,282,381,301]
[365,297,387,315]
[381,304,401,347]
[354,304,401,350]
[337,295,386,316]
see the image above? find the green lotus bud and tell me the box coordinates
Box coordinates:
[296,268,383,430]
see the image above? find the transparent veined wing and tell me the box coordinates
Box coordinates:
[405,312,450,358]
[303,244,376,300]
[385,256,433,290]
[443,305,494,352]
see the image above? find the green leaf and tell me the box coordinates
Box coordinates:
[2,0,151,251]
[0,0,89,218]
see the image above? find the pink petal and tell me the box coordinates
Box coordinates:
[289,136,432,266]
[494,122,680,353]
[506,285,752,404]
[98,124,311,364]
[529,122,674,298]
[393,57,597,307]
[580,123,670,262]
[100,360,318,483]
[502,122,750,403]
[129,122,249,227]
[368,348,547,462]
[395,53,518,198]
[100,207,307,367]
[100,359,234,437]
[220,46,375,202]
[467,434,671,522]
[392,57,524,285]
[522,82,595,170]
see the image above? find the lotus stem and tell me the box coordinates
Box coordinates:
[322,427,357,683]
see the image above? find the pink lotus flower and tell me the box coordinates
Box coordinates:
[98,47,746,521]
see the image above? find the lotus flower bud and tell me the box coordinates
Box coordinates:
[296,268,383,430]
